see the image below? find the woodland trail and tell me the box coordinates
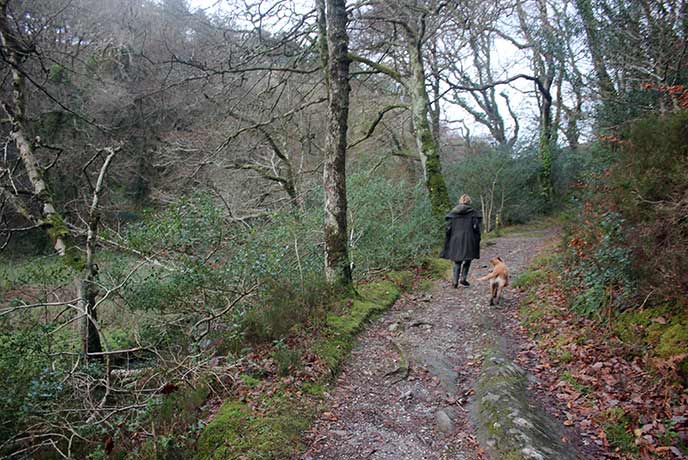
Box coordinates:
[302,229,599,460]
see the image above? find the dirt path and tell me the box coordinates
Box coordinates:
[302,229,584,460]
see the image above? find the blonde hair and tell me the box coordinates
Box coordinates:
[459,194,472,205]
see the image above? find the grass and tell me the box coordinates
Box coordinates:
[422,257,452,281]
[560,371,592,395]
[601,407,638,454]
[512,269,547,290]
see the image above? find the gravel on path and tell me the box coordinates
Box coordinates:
[302,230,590,460]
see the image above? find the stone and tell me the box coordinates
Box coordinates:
[435,410,454,433]
[521,447,545,460]
[388,322,400,332]
[399,390,414,400]
[514,417,534,429]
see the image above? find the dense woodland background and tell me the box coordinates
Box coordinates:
[0,0,686,458]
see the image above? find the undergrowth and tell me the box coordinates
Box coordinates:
[515,239,688,459]
[194,272,412,460]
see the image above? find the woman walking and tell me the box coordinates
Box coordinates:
[440,195,482,287]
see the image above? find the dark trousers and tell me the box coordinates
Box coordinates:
[453,260,471,285]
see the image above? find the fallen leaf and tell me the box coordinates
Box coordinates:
[321,412,338,421]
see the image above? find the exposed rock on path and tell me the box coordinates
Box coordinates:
[302,230,593,460]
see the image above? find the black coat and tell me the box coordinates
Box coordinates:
[440,205,482,261]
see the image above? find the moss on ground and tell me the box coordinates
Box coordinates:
[356,280,401,305]
[316,280,402,372]
[385,270,414,289]
[656,323,688,358]
[196,398,312,460]
[612,304,688,378]
[422,257,452,280]
[416,279,434,292]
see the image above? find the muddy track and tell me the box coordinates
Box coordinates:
[301,229,596,460]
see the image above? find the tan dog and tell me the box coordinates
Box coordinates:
[478,257,509,305]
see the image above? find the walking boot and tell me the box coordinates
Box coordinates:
[459,260,471,286]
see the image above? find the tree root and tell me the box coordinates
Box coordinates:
[409,320,433,327]
[383,339,409,383]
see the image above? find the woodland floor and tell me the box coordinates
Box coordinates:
[301,229,603,460]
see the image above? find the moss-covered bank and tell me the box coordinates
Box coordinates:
[195,272,415,460]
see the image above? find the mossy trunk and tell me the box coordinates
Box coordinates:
[0,5,74,257]
[539,84,555,204]
[322,0,352,285]
[539,135,554,205]
[407,37,450,216]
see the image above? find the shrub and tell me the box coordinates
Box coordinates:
[0,325,63,450]
[348,174,440,271]
[564,110,688,312]
[2,173,441,459]
[243,276,337,343]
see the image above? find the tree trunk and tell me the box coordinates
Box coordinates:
[0,2,74,259]
[316,0,329,76]
[428,37,442,150]
[1,2,106,356]
[323,0,352,285]
[539,83,555,203]
[406,36,450,216]
[79,272,103,358]
[78,148,117,359]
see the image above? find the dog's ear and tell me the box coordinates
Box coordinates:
[496,256,503,262]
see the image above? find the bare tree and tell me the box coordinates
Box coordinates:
[349,0,451,216]
[443,29,521,150]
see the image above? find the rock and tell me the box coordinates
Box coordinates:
[474,350,578,460]
[435,410,454,433]
[331,430,348,437]
[388,322,400,332]
[399,390,414,400]
[418,353,459,393]
[521,447,545,460]
[514,417,534,429]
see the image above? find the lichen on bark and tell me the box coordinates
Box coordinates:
[407,34,450,216]
[322,0,352,286]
